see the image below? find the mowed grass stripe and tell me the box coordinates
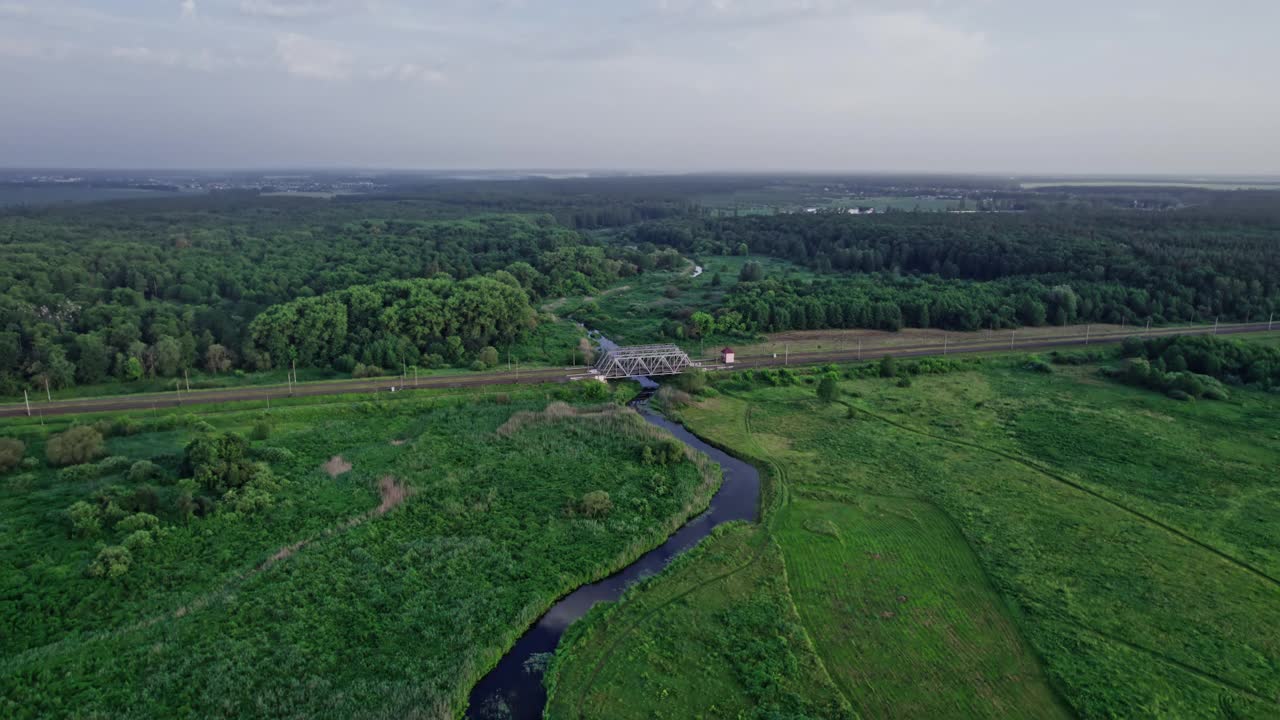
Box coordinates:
[776,495,1070,719]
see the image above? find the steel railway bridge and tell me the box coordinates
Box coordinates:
[592,344,694,379]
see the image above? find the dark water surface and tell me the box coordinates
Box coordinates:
[464,388,761,718]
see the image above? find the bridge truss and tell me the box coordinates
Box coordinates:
[593,344,693,379]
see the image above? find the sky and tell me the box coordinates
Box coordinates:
[1,0,1277,174]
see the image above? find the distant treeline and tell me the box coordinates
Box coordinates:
[632,208,1280,336]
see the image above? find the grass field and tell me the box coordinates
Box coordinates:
[0,382,719,718]
[545,524,852,720]
[547,352,1280,718]
[776,495,1070,719]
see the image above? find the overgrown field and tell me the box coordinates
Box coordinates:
[548,352,1280,718]
[0,383,721,718]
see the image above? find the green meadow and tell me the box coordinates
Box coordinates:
[547,352,1280,718]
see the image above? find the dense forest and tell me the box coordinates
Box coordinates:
[634,204,1280,336]
[248,275,534,372]
[3,180,1280,394]
[0,206,660,393]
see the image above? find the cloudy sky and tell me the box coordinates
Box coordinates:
[1,0,1277,173]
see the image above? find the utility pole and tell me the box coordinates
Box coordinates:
[414,366,418,387]
[1085,324,1091,345]
[23,389,30,417]
[184,368,191,392]
[176,380,182,406]
[1214,316,1219,335]
[1270,312,1274,331]
[45,377,51,403]
[1145,318,1151,335]
[1010,329,1016,351]
[943,333,948,355]
[785,343,789,366]
[858,338,862,361]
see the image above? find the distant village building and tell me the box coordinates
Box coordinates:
[721,347,736,364]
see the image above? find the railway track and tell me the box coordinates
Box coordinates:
[1,322,1273,419]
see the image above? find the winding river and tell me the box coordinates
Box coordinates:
[464,350,760,718]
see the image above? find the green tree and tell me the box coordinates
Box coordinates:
[205,344,232,374]
[46,426,105,466]
[67,500,100,537]
[86,545,132,579]
[817,374,839,403]
[0,438,25,473]
[879,355,897,378]
[74,334,111,385]
[581,490,613,518]
[478,346,500,368]
[153,336,182,377]
[689,312,716,338]
[184,433,257,494]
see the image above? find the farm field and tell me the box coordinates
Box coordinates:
[548,350,1280,718]
[0,382,720,718]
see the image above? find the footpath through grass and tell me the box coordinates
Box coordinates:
[547,355,1280,718]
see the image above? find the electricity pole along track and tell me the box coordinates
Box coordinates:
[2,322,1274,419]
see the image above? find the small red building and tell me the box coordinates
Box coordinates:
[720,347,735,364]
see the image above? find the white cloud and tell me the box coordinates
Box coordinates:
[370,62,446,85]
[181,0,197,19]
[240,0,367,19]
[275,32,351,79]
[0,36,41,58]
[0,2,29,19]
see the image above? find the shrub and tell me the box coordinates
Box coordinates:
[581,490,613,518]
[1167,389,1193,401]
[478,346,499,368]
[86,545,132,579]
[124,486,161,514]
[1024,355,1054,373]
[184,433,258,494]
[469,360,487,371]
[122,530,154,552]
[116,512,160,533]
[250,446,295,464]
[128,460,160,483]
[816,374,839,403]
[250,420,272,441]
[67,500,101,537]
[896,376,913,388]
[879,356,897,378]
[0,438,24,473]
[98,456,132,475]
[46,426,105,467]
